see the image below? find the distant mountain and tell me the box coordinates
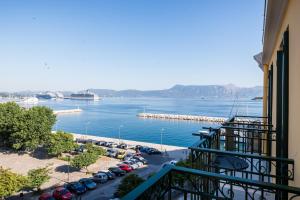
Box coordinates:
[88,84,263,99]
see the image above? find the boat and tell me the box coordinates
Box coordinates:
[22,97,39,104]
[70,90,100,100]
[36,92,56,99]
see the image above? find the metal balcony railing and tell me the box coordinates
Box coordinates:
[122,115,297,200]
[122,165,300,200]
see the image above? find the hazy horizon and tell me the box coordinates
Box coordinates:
[0,83,263,93]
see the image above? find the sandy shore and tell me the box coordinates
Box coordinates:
[71,133,189,160]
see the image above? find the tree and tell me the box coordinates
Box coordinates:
[0,102,56,151]
[46,131,77,156]
[115,174,145,198]
[0,167,27,199]
[27,166,51,191]
[10,106,56,151]
[84,143,106,156]
[70,152,98,171]
[0,102,24,147]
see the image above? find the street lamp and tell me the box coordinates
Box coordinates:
[160,128,165,151]
[118,125,124,144]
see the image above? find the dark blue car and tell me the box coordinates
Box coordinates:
[79,178,97,190]
[66,182,86,195]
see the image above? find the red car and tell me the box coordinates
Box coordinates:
[39,192,55,200]
[118,164,133,172]
[52,187,73,200]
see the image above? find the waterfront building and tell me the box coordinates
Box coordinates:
[123,1,300,199]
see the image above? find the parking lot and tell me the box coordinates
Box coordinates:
[2,134,188,200]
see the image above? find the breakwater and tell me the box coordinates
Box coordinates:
[137,113,227,123]
[53,108,82,115]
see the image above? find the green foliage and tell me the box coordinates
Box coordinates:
[0,102,24,147]
[84,143,106,156]
[70,152,98,170]
[0,102,56,151]
[46,131,77,156]
[58,155,72,162]
[115,174,145,198]
[27,166,51,190]
[0,167,27,198]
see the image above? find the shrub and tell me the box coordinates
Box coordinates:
[27,166,51,191]
[0,167,27,198]
[84,143,106,156]
[115,174,145,198]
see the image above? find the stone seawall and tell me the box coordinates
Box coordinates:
[137,113,227,123]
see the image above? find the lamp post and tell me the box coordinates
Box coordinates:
[160,128,165,151]
[118,125,123,144]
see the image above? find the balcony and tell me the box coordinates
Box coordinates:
[122,116,300,200]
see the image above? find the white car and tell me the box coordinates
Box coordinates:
[93,172,108,183]
[121,161,139,170]
[129,159,143,167]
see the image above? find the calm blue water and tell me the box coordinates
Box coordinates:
[38,98,262,147]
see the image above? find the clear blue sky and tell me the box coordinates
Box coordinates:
[0,0,264,92]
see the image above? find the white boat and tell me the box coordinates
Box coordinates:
[70,90,100,100]
[22,97,39,104]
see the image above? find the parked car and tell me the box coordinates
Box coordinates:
[95,141,106,146]
[75,138,86,144]
[108,142,118,148]
[66,182,86,195]
[133,156,147,164]
[121,161,139,170]
[74,145,87,153]
[118,164,133,173]
[129,159,143,167]
[108,167,126,176]
[116,150,126,159]
[93,172,108,183]
[162,160,178,168]
[98,170,115,180]
[139,146,150,153]
[147,148,162,155]
[39,192,55,200]
[124,153,134,161]
[117,143,128,149]
[79,178,97,190]
[52,187,73,200]
[106,148,118,157]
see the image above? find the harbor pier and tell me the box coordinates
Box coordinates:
[137,113,227,123]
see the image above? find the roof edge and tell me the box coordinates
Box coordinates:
[262,0,288,64]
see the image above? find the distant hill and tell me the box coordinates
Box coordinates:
[88,84,263,99]
[2,84,262,99]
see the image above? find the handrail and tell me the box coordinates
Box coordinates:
[224,122,273,127]
[221,125,276,132]
[235,115,268,119]
[122,166,300,200]
[121,165,173,200]
[189,147,294,163]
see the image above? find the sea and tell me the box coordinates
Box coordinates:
[37,97,262,147]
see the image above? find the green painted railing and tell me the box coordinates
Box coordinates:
[122,166,300,200]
